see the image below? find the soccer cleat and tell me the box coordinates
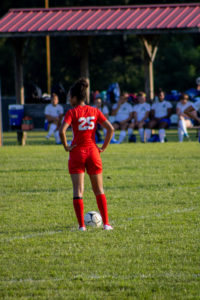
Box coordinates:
[184,134,190,141]
[79,226,86,231]
[104,224,113,230]
[110,139,118,144]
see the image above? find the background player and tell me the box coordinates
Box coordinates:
[44,93,63,144]
[111,92,133,144]
[176,94,194,142]
[93,97,109,142]
[128,91,150,142]
[59,78,114,231]
[184,99,200,124]
[145,91,172,143]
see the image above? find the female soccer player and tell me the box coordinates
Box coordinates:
[59,78,114,231]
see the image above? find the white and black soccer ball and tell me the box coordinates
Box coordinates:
[84,211,102,227]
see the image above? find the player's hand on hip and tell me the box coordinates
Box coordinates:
[64,144,77,152]
[98,147,105,153]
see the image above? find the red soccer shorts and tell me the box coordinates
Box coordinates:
[68,147,103,175]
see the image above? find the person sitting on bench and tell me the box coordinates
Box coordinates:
[44,93,64,144]
[145,91,172,143]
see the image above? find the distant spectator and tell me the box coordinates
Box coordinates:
[145,91,172,143]
[184,99,200,124]
[128,92,150,142]
[94,97,109,118]
[44,93,64,144]
[94,97,109,142]
[176,94,194,142]
[111,92,133,144]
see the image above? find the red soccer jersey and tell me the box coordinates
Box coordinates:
[64,105,106,148]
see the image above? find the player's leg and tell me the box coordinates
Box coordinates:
[46,123,57,139]
[178,116,189,140]
[111,122,119,142]
[86,148,112,230]
[128,121,135,138]
[69,149,87,230]
[118,122,128,144]
[54,129,61,144]
[145,120,157,141]
[71,173,86,230]
[89,173,112,230]
[158,121,168,143]
[138,121,145,142]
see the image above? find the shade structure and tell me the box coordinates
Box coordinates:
[0,3,200,37]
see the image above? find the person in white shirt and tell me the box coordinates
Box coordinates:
[184,99,200,124]
[128,91,150,142]
[44,93,64,144]
[111,93,133,144]
[94,97,109,141]
[145,91,172,143]
[176,94,195,142]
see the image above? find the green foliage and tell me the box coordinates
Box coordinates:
[155,34,200,92]
[0,1,200,96]
[0,136,200,299]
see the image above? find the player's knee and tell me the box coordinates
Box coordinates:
[93,187,104,195]
[73,187,84,198]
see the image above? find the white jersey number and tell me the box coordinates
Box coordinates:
[78,116,95,131]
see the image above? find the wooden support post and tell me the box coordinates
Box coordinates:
[14,38,25,105]
[13,38,26,145]
[79,36,90,103]
[45,0,51,94]
[141,35,159,101]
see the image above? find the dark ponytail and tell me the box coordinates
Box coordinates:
[70,78,88,103]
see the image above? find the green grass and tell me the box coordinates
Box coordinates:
[0,133,200,299]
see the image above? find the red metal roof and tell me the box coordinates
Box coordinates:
[0,3,200,36]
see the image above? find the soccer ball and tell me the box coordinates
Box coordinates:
[84,211,102,227]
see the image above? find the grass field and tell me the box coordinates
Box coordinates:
[0,132,200,299]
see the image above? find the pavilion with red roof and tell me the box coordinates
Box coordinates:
[0,3,199,105]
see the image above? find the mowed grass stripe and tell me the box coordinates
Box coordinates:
[0,139,200,299]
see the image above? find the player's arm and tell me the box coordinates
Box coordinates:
[59,122,76,152]
[176,107,181,117]
[141,111,149,122]
[133,111,138,124]
[99,120,114,152]
[151,109,155,119]
[167,108,172,118]
[184,106,200,123]
[111,100,123,116]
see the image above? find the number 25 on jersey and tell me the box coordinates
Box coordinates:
[78,116,95,131]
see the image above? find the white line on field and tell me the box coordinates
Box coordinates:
[0,207,196,242]
[0,273,199,285]
[0,230,63,242]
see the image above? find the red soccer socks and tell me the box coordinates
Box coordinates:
[73,197,85,228]
[96,194,109,225]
